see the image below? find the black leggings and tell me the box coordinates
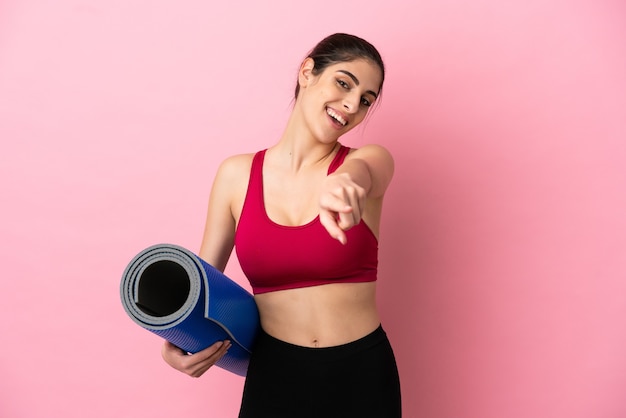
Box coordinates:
[238,325,401,418]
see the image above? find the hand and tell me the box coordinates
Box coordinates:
[319,172,366,245]
[161,340,232,378]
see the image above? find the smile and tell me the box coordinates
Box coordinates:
[326,107,347,126]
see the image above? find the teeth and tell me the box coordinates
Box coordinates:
[326,108,347,126]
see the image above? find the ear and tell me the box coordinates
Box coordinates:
[297,57,315,89]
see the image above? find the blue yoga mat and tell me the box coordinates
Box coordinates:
[120,243,260,376]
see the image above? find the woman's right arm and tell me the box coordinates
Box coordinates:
[161,154,252,377]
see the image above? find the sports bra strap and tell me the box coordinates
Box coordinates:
[328,145,350,174]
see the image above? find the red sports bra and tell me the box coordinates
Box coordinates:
[235,145,378,295]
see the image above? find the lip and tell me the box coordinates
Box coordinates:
[326,106,349,129]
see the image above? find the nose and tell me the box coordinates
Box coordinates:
[342,93,360,113]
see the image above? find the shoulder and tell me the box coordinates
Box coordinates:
[209,153,257,202]
[214,152,256,184]
[345,144,394,175]
[346,144,394,165]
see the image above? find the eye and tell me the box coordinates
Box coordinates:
[361,97,372,107]
[336,79,350,89]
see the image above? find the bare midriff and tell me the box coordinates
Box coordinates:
[254,281,380,348]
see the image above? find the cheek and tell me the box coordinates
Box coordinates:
[355,110,369,123]
[305,84,329,105]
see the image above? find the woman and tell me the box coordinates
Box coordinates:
[162,33,401,417]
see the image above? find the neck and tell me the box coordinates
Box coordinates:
[271,106,340,171]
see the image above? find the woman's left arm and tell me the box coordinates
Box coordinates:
[319,144,394,244]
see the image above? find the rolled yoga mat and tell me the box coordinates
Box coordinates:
[120,243,260,376]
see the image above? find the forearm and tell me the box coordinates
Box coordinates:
[337,144,394,199]
[332,158,373,196]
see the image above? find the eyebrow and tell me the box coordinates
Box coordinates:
[337,70,379,99]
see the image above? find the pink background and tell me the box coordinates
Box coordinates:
[1,0,625,417]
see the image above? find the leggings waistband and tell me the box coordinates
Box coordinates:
[253,325,388,362]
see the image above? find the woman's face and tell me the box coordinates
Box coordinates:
[298,58,383,142]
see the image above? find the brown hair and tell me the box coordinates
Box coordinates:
[294,33,385,99]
